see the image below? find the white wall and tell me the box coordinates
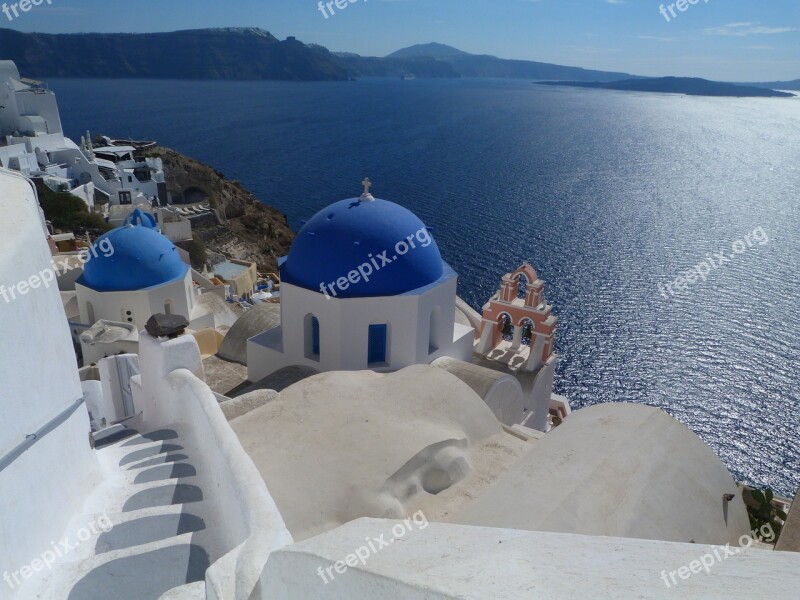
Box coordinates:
[0,169,100,583]
[69,182,95,210]
[130,332,293,599]
[248,275,474,382]
[263,518,800,599]
[518,355,557,432]
[455,403,752,545]
[81,335,139,367]
[14,89,63,136]
[76,271,193,330]
[0,143,29,170]
[162,218,192,242]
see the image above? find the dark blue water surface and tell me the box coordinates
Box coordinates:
[50,78,800,496]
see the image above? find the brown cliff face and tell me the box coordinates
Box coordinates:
[148,145,295,273]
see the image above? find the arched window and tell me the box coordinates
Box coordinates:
[429,307,441,354]
[499,313,514,342]
[516,274,529,299]
[520,318,534,346]
[305,314,320,361]
[368,323,389,366]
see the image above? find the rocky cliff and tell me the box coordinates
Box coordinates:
[146,144,295,273]
[0,28,348,81]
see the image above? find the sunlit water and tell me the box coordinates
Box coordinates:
[50,77,800,496]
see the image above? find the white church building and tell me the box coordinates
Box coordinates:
[247,183,474,382]
[75,222,205,332]
[0,61,164,208]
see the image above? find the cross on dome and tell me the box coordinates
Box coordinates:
[360,177,375,202]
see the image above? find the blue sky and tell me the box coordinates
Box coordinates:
[5,0,799,80]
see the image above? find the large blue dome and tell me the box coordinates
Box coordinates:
[80,225,189,292]
[281,198,445,298]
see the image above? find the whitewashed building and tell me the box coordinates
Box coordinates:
[0,61,164,208]
[74,224,201,330]
[247,185,475,382]
[1,167,798,600]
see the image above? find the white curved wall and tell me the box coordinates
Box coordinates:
[484,377,526,425]
[130,332,293,599]
[0,170,100,584]
[454,403,751,545]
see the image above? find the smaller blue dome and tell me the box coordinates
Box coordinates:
[79,225,188,292]
[125,208,158,229]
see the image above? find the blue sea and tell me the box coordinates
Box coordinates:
[49,77,800,497]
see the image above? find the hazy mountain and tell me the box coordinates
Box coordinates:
[335,43,638,81]
[386,43,470,59]
[0,28,349,80]
[331,52,461,78]
[538,77,795,98]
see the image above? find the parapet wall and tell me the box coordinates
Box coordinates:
[0,169,100,586]
[263,519,800,599]
[131,331,293,599]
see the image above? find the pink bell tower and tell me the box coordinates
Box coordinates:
[475,262,557,372]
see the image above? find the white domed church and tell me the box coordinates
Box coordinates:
[75,220,213,332]
[247,183,475,381]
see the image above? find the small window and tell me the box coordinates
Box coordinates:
[368,324,388,365]
[429,308,440,354]
[312,317,320,356]
[305,314,320,361]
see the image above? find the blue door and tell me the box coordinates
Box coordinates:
[368,324,388,364]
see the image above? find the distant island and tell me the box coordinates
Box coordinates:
[0,28,639,82]
[538,77,796,98]
[740,79,800,91]
[0,28,796,93]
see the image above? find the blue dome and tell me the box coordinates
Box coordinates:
[79,225,189,292]
[281,198,445,298]
[125,207,158,229]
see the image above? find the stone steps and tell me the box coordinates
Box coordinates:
[28,428,213,600]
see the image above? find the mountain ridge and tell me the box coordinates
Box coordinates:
[0,28,638,82]
[0,28,795,88]
[0,27,347,80]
